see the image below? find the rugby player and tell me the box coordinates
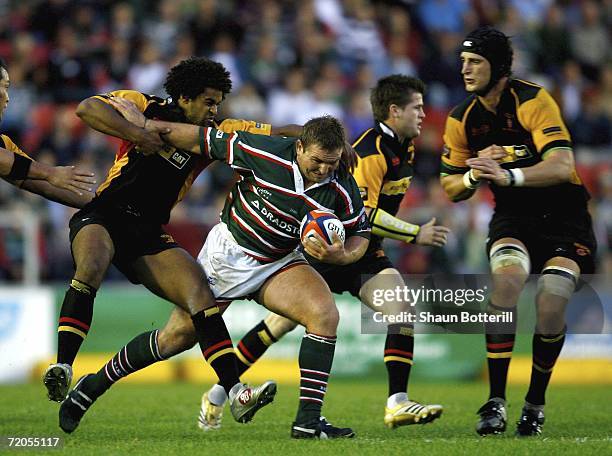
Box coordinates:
[59,106,370,439]
[440,27,596,436]
[45,58,278,428]
[198,75,450,432]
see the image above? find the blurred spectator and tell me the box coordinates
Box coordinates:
[571,90,612,147]
[534,3,571,75]
[143,0,182,58]
[0,0,608,282]
[127,39,166,96]
[570,0,610,81]
[267,66,312,125]
[46,25,94,102]
[559,60,585,125]
[417,0,469,34]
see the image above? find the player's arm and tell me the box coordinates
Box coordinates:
[439,114,478,202]
[17,179,94,208]
[469,89,576,188]
[76,91,167,154]
[466,149,574,187]
[367,206,449,247]
[270,124,303,137]
[305,172,372,265]
[0,140,96,196]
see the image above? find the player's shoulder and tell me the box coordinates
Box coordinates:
[448,94,478,122]
[0,133,17,150]
[509,78,545,105]
[237,130,296,158]
[352,127,382,159]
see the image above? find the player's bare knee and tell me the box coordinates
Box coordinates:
[180,281,215,314]
[74,256,111,286]
[491,271,526,304]
[302,296,339,333]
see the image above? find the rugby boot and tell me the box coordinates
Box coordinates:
[229,381,277,423]
[516,406,545,437]
[59,375,96,433]
[476,399,507,435]
[197,391,224,431]
[384,400,444,428]
[291,416,355,439]
[43,363,73,402]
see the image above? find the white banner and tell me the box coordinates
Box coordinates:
[0,287,54,383]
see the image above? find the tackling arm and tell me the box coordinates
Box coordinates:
[17,179,94,208]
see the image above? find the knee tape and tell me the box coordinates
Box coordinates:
[490,243,530,274]
[537,266,578,300]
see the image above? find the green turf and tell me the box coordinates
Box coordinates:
[1,380,610,455]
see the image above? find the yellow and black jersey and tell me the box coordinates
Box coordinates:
[90,90,271,224]
[441,79,589,215]
[0,134,31,159]
[352,121,415,252]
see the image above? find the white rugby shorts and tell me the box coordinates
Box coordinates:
[197,222,307,301]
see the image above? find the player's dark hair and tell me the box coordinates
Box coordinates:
[461,26,513,94]
[371,75,426,122]
[164,57,232,101]
[300,115,346,152]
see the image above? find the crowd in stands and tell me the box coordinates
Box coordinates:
[0,0,609,281]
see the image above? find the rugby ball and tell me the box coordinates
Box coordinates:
[300,210,345,245]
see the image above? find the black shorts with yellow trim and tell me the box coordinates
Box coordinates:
[69,204,179,284]
[310,249,394,297]
[486,210,596,274]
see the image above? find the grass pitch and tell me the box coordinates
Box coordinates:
[1,380,610,455]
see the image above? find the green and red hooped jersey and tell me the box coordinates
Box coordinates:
[200,127,371,262]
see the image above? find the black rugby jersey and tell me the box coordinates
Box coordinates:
[90,90,271,224]
[352,121,415,253]
[441,79,589,215]
[0,134,30,160]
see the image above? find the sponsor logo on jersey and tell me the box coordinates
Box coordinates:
[159,147,191,169]
[256,187,272,199]
[499,145,532,163]
[381,176,412,196]
[574,242,591,256]
[250,200,299,235]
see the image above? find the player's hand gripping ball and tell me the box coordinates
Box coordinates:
[300,210,345,246]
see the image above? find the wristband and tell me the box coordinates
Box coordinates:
[462,169,480,189]
[369,207,420,244]
[7,153,33,180]
[509,168,525,186]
